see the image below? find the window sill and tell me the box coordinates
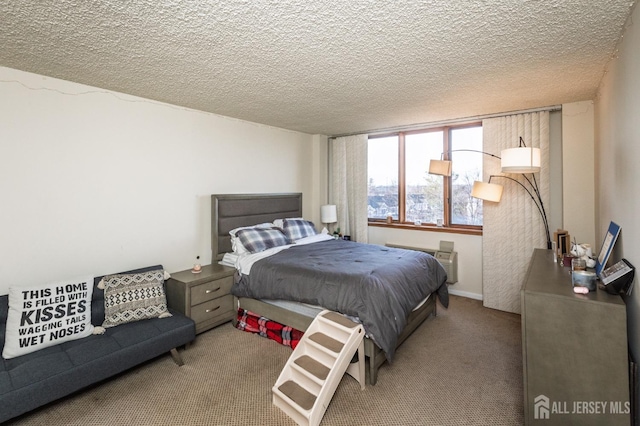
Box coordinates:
[368,222,482,236]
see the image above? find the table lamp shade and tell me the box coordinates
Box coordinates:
[321,205,337,223]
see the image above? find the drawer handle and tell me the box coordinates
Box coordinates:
[205,287,221,294]
[205,306,220,313]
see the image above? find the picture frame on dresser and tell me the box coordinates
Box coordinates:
[596,221,621,276]
[553,229,570,260]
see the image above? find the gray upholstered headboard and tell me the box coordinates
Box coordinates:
[211,193,302,261]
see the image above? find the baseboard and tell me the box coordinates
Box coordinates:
[448,288,483,300]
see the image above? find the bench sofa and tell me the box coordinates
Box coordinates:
[0,265,196,423]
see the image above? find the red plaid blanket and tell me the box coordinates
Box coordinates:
[235,309,304,349]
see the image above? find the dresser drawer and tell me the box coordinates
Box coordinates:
[190,275,233,306]
[190,294,234,324]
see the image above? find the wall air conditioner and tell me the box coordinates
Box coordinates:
[386,240,458,284]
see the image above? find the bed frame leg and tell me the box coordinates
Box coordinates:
[368,357,378,385]
[170,348,184,366]
[232,297,240,327]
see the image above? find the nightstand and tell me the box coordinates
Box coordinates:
[166,264,236,334]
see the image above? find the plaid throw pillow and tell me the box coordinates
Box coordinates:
[236,227,292,254]
[283,219,317,241]
[102,269,172,328]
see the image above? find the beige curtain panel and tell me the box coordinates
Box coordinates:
[482,112,550,314]
[330,134,369,243]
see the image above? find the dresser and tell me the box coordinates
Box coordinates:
[166,264,236,334]
[521,249,630,425]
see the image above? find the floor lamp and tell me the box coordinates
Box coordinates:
[471,175,552,250]
[428,138,552,249]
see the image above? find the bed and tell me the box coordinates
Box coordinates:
[211,193,448,385]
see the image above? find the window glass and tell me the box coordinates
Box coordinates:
[450,126,483,225]
[366,123,483,229]
[367,136,399,220]
[405,131,444,224]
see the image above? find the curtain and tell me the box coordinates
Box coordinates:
[330,134,369,243]
[482,112,550,314]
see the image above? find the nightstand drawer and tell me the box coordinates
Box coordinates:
[190,294,234,324]
[166,264,235,334]
[190,275,233,306]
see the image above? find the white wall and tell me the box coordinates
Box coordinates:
[0,67,324,294]
[595,3,640,375]
[368,227,483,299]
[562,101,596,248]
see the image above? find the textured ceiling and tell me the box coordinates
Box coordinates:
[0,1,636,136]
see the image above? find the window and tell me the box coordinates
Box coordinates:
[367,136,398,220]
[450,126,484,226]
[367,124,483,230]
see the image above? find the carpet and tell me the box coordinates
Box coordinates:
[8,295,524,425]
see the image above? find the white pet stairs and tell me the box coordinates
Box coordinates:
[272,310,365,426]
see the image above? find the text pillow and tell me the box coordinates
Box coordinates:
[236,227,292,254]
[2,276,95,359]
[101,269,172,328]
[283,219,317,241]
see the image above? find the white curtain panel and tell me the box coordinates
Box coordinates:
[482,112,550,314]
[330,134,369,243]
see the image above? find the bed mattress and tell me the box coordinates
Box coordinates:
[232,239,448,361]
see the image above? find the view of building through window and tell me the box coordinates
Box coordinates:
[367,124,483,227]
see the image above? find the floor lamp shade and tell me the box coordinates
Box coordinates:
[428,159,452,176]
[471,181,503,202]
[321,205,337,223]
[500,147,541,173]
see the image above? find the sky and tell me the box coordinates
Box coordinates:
[368,126,483,186]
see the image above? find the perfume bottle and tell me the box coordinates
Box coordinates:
[192,256,202,273]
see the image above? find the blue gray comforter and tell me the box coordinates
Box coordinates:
[232,239,448,361]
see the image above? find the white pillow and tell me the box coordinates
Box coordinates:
[231,235,249,254]
[295,233,335,245]
[2,276,95,359]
